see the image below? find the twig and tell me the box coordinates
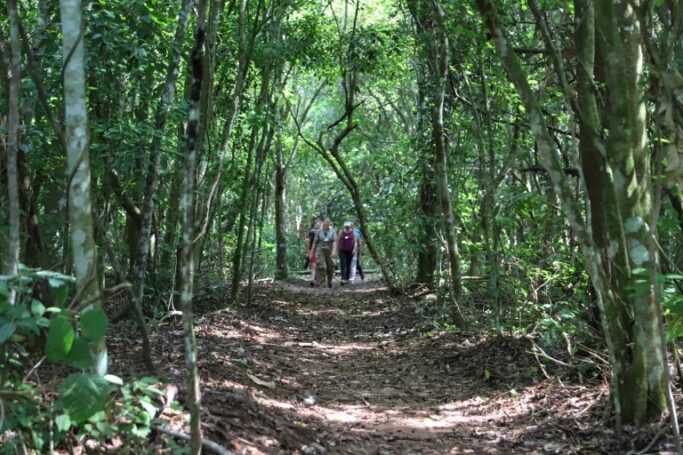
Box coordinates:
[631,422,669,455]
[23,355,46,383]
[158,310,184,324]
[152,425,233,455]
[529,341,574,368]
[531,345,551,379]
[575,391,605,417]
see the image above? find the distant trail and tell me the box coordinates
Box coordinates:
[134,275,628,454]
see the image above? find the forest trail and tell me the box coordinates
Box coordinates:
[111,276,655,454]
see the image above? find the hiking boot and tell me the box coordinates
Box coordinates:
[309,281,314,287]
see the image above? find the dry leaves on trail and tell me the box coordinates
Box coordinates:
[104,276,679,454]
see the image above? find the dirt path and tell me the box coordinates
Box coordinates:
[112,275,672,454]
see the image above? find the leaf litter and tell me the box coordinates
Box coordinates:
[104,275,682,454]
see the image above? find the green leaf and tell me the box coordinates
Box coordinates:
[53,285,69,306]
[36,270,76,283]
[0,322,17,344]
[80,309,108,342]
[46,316,75,362]
[55,414,72,432]
[139,399,158,420]
[59,373,112,423]
[31,300,46,317]
[66,337,93,369]
[104,374,123,386]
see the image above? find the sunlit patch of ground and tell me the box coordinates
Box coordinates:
[102,274,676,454]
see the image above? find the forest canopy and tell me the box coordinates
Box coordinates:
[3,0,683,453]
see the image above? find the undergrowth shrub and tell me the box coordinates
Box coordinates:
[0,266,177,453]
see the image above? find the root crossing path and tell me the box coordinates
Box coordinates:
[135,275,638,454]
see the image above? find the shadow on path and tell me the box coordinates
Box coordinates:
[110,274,662,454]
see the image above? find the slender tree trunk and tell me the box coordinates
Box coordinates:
[60,0,107,374]
[414,65,438,286]
[6,0,21,303]
[180,19,206,455]
[274,149,288,279]
[430,1,465,327]
[231,68,272,302]
[131,0,192,316]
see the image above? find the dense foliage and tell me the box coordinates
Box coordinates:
[3,0,683,450]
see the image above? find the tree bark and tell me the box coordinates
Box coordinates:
[414,62,438,286]
[474,0,666,426]
[274,137,288,279]
[429,0,465,327]
[60,0,107,374]
[6,0,21,303]
[180,18,206,455]
[131,0,192,316]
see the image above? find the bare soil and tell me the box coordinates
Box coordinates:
[107,274,678,454]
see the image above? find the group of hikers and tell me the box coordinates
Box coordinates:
[304,217,365,288]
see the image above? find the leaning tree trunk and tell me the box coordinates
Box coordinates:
[475,0,667,426]
[6,0,21,304]
[60,0,106,374]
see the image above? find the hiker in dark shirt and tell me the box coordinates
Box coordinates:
[338,221,357,285]
[303,219,320,270]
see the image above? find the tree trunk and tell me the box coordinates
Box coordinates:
[274,155,288,279]
[6,0,21,304]
[60,0,106,374]
[594,0,665,424]
[414,67,438,286]
[179,23,205,455]
[131,0,192,324]
[231,66,272,302]
[475,0,667,426]
[429,1,465,327]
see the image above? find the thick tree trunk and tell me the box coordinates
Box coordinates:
[594,0,665,424]
[6,0,21,303]
[414,72,438,286]
[475,0,667,426]
[60,0,106,374]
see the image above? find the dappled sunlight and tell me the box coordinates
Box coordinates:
[171,280,622,453]
[296,308,344,317]
[280,340,376,354]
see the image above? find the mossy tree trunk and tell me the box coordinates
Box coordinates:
[475,0,667,426]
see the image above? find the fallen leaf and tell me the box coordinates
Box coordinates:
[246,371,276,389]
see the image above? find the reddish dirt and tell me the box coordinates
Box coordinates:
[107,275,679,454]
